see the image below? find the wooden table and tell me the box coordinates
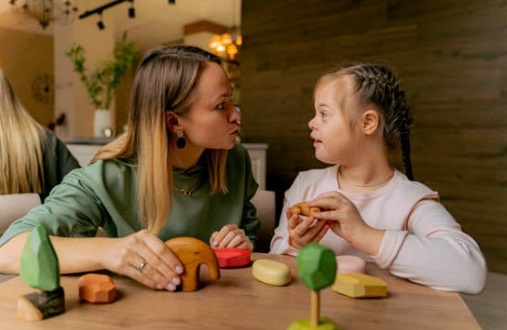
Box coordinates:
[0,253,481,329]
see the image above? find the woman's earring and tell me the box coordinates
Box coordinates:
[176,129,186,149]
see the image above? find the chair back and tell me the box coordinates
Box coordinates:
[251,189,276,253]
[0,193,41,235]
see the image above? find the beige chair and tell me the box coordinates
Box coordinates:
[251,189,276,253]
[0,193,41,235]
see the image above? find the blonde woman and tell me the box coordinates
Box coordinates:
[0,69,80,202]
[0,46,259,292]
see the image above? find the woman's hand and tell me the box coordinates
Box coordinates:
[286,208,328,249]
[307,191,385,255]
[210,224,253,251]
[101,229,184,291]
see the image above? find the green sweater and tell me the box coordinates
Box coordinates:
[0,144,259,247]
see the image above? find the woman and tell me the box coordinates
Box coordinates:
[0,68,80,201]
[0,46,259,292]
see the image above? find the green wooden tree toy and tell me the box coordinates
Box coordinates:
[17,224,65,321]
[288,243,342,330]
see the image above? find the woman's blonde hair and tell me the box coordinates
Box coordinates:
[0,69,47,195]
[93,45,229,234]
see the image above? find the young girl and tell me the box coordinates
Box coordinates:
[0,46,258,291]
[270,63,487,294]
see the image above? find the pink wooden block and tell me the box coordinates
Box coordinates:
[337,255,367,274]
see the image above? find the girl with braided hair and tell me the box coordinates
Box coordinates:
[270,63,486,294]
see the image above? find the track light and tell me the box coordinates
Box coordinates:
[97,14,105,30]
[128,6,135,18]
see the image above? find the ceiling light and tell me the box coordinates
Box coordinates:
[10,0,79,30]
[209,1,241,62]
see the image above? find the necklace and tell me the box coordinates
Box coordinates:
[338,168,394,188]
[175,179,202,196]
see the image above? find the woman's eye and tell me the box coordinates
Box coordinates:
[216,102,227,110]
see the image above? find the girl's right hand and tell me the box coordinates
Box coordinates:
[286,208,328,249]
[101,229,184,291]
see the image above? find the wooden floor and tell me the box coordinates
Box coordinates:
[461,272,507,330]
[1,272,506,329]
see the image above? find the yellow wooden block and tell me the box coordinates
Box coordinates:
[332,273,387,298]
[252,259,291,286]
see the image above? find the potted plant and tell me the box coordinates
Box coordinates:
[65,32,140,137]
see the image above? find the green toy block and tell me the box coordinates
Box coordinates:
[297,243,337,291]
[20,225,60,291]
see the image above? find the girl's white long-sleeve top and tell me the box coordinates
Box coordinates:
[270,166,487,294]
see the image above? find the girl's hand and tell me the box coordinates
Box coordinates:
[102,229,184,291]
[210,224,253,251]
[307,192,384,255]
[286,208,328,249]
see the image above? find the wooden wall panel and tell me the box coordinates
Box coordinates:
[241,0,507,273]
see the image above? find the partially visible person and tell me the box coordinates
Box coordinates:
[0,46,259,292]
[0,69,80,202]
[270,62,487,294]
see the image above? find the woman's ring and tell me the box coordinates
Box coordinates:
[138,261,148,272]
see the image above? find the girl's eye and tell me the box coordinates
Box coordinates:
[320,111,328,119]
[216,101,228,110]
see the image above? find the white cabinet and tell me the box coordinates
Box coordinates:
[242,143,268,190]
[66,142,268,189]
[66,144,102,167]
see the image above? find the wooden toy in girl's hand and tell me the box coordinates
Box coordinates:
[213,248,251,268]
[78,273,116,304]
[290,202,321,217]
[332,273,387,298]
[252,259,291,286]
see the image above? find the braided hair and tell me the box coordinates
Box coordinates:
[317,63,414,180]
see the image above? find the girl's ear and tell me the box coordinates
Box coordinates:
[361,109,380,135]
[165,111,181,132]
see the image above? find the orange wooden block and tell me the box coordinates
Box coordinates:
[290,202,321,217]
[78,274,116,304]
[165,237,220,292]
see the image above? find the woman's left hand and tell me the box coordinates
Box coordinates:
[210,224,253,251]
